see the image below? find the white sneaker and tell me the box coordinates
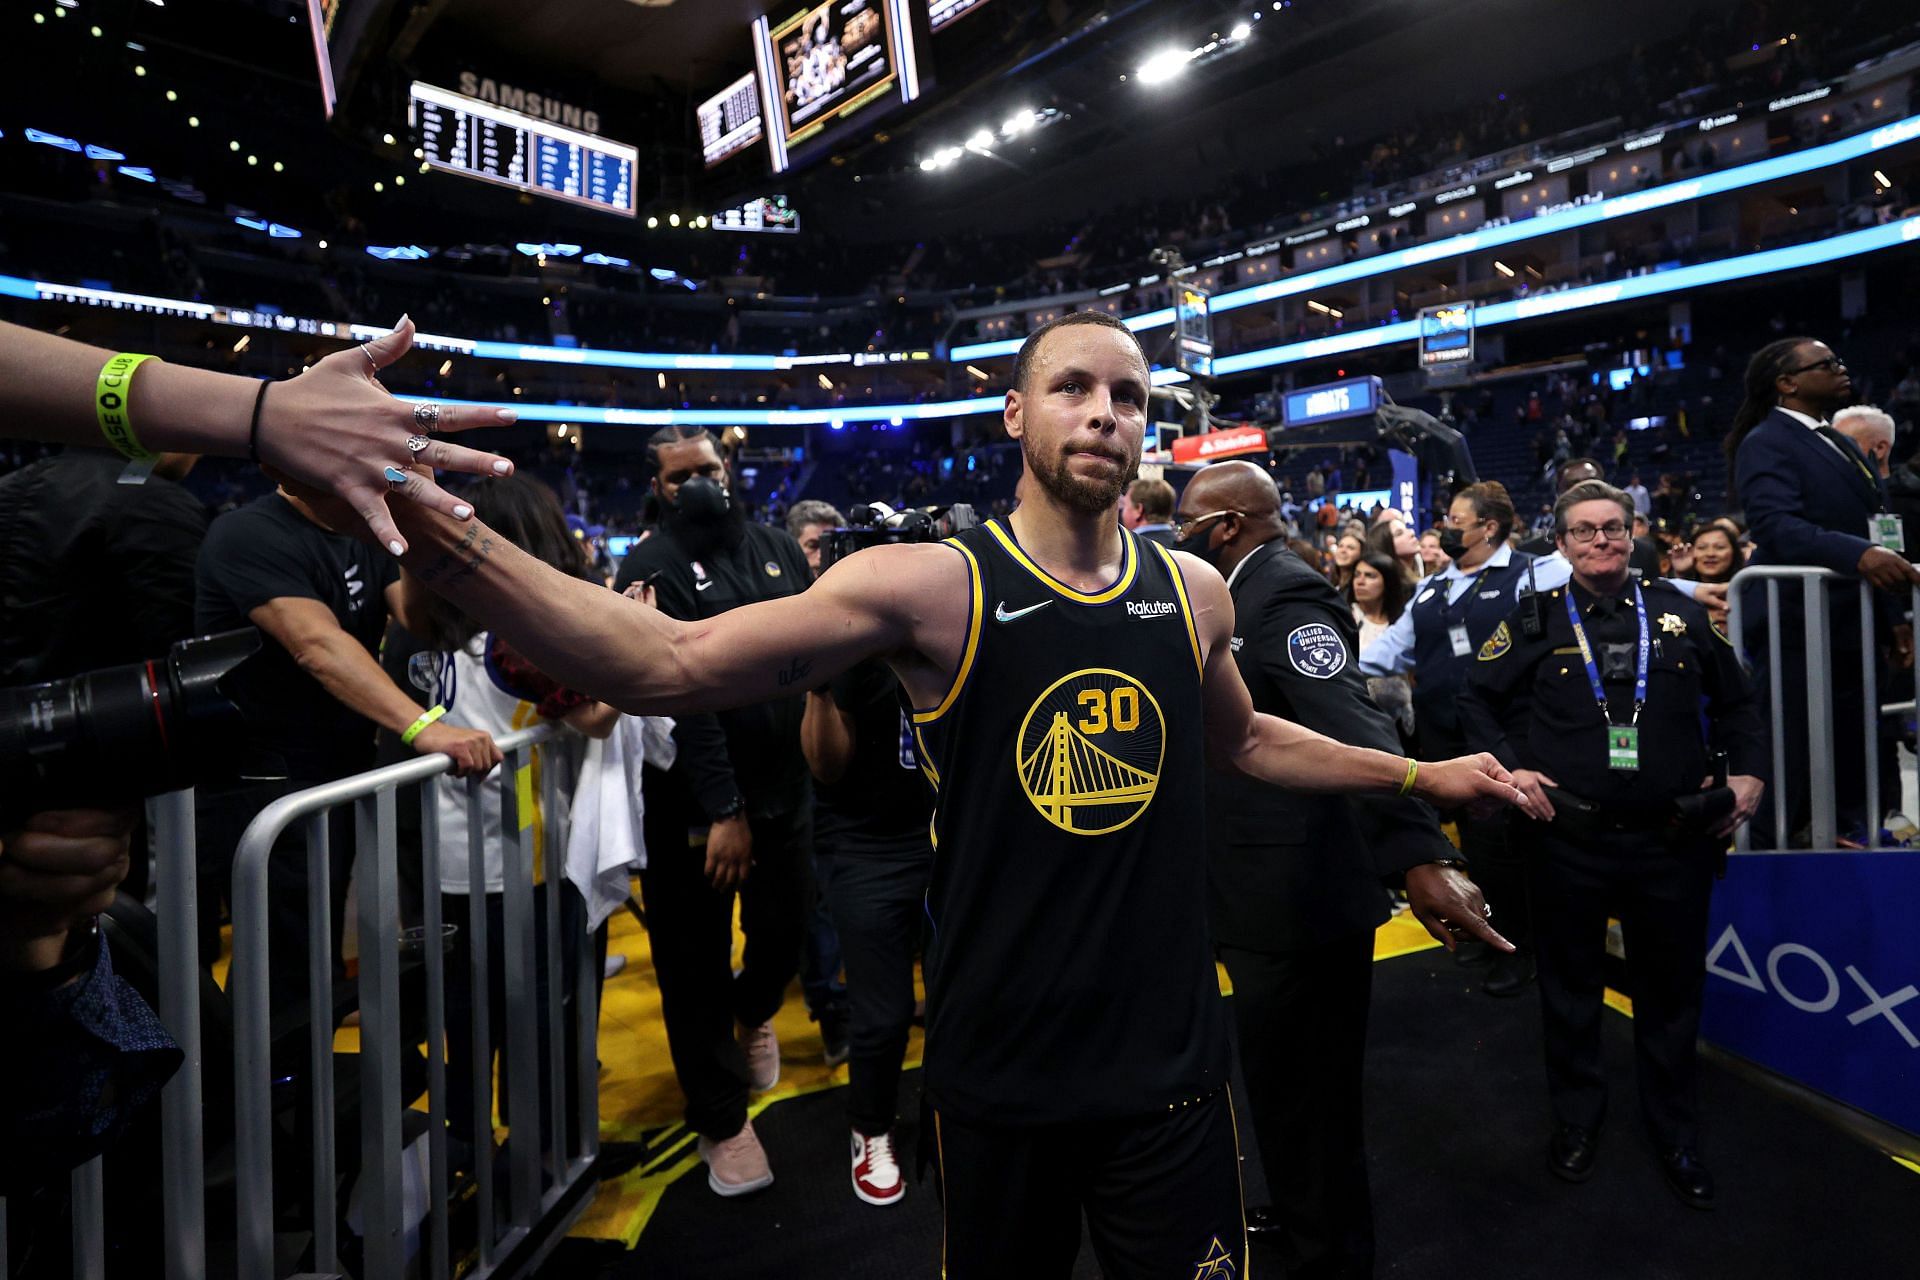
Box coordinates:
[739,1019,780,1092]
[698,1120,774,1197]
[850,1130,905,1206]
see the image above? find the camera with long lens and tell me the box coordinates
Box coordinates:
[818,502,981,571]
[0,629,259,828]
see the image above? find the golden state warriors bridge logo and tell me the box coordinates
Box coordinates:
[1016,668,1165,835]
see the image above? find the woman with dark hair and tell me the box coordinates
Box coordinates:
[1683,522,1743,631]
[1346,550,1415,737]
[1328,529,1365,591]
[1365,515,1422,585]
[403,475,627,1172]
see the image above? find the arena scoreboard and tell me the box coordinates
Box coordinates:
[698,72,764,168]
[1174,286,1214,378]
[409,81,637,217]
[928,0,991,29]
[1418,301,1476,367]
[713,195,800,234]
[1281,376,1383,428]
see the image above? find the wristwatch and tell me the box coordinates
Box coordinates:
[1426,857,1470,873]
[709,796,746,823]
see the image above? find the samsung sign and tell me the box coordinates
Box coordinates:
[457,72,601,134]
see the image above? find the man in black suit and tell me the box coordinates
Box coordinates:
[1726,337,1920,844]
[1174,461,1512,1279]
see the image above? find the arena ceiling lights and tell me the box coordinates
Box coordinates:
[1132,13,1261,86]
[919,107,1062,172]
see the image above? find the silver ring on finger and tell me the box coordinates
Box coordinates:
[412,401,442,430]
[384,464,411,490]
[361,344,381,376]
[405,433,432,455]
[1482,902,1494,918]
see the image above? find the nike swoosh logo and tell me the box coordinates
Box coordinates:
[994,600,1051,623]
[695,579,715,591]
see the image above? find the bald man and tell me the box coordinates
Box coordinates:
[1173,460,1508,1277]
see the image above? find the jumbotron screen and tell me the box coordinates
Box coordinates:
[770,0,898,149]
[697,72,764,169]
[409,81,637,217]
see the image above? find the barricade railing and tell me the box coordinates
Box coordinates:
[1725,566,1918,852]
[2,723,599,1280]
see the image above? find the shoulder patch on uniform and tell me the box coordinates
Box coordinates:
[1286,622,1349,679]
[1477,621,1513,661]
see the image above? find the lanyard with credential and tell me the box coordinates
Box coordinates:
[1564,582,1648,727]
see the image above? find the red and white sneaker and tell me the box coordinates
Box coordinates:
[850,1130,905,1206]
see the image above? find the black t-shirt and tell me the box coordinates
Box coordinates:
[814,659,933,857]
[614,523,812,819]
[194,493,397,780]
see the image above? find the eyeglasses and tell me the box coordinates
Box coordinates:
[1788,356,1847,375]
[1172,510,1243,540]
[1565,521,1630,543]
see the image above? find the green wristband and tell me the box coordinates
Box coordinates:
[402,704,447,746]
[95,352,160,461]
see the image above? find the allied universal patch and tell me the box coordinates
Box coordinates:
[1477,621,1513,661]
[1286,622,1348,679]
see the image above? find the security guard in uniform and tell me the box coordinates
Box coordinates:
[1176,461,1510,1278]
[1361,480,1538,995]
[1460,480,1765,1209]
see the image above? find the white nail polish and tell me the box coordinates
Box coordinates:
[453,504,473,519]
[389,540,405,556]
[493,460,511,474]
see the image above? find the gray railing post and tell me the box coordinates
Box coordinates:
[307,812,338,1276]
[419,785,451,1280]
[154,788,206,1280]
[499,746,542,1228]
[70,1158,103,1280]
[356,788,405,1280]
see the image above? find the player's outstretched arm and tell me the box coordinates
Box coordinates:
[395,502,930,716]
[1171,551,1534,815]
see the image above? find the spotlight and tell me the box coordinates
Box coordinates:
[246,154,257,165]
[1137,48,1191,84]
[373,181,384,192]
[318,239,328,248]
[966,128,994,151]
[669,213,680,226]
[920,156,938,171]
[134,65,146,76]
[394,175,404,185]
[165,90,177,101]
[187,115,199,127]
[229,140,240,151]
[1230,22,1251,39]
[382,133,395,145]
[273,161,283,172]
[647,216,658,228]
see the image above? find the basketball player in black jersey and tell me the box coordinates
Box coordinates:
[322,310,1539,1278]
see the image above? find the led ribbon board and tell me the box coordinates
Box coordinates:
[951,112,1920,362]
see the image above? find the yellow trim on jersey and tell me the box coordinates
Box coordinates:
[912,539,984,725]
[983,518,1138,605]
[1151,542,1206,679]
[913,723,941,787]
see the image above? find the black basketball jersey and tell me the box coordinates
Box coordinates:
[911,518,1227,1125]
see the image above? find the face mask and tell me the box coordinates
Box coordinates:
[1173,524,1220,565]
[670,474,730,524]
[1437,526,1474,561]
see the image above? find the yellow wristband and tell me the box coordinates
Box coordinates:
[95,353,160,461]
[1398,757,1419,798]
[402,705,447,746]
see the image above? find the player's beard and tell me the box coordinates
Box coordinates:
[1024,435,1139,516]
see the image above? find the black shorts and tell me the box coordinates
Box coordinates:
[932,1087,1247,1280]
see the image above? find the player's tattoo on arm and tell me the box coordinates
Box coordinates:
[775,657,814,688]
[414,522,494,586]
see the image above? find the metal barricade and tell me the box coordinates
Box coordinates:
[2,723,600,1280]
[1725,566,1918,851]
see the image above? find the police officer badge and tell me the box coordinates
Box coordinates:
[1286,622,1348,679]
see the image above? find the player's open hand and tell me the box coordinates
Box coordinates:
[1416,753,1534,819]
